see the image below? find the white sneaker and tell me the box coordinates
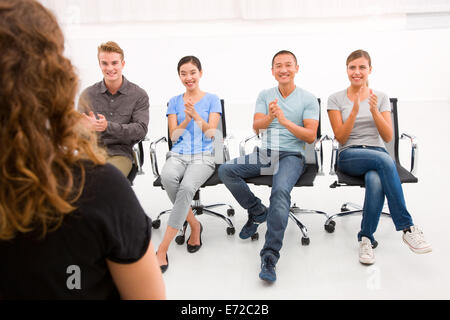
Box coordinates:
[359,237,375,265]
[402,226,432,254]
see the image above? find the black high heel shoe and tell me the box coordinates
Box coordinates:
[157,252,169,273]
[187,223,203,253]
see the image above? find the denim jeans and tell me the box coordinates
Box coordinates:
[337,146,414,243]
[218,148,305,262]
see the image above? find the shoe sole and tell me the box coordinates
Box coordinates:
[239,225,259,239]
[359,257,375,265]
[259,274,276,283]
[239,233,255,240]
[403,238,432,254]
[239,211,268,239]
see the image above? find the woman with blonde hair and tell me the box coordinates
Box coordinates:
[0,0,165,299]
[327,49,431,265]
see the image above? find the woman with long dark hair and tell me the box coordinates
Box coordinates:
[156,56,222,273]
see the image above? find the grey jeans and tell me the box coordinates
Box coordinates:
[160,151,215,230]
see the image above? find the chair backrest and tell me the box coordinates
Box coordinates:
[303,98,322,166]
[332,98,401,174]
[167,99,227,163]
[211,99,226,164]
[383,98,400,163]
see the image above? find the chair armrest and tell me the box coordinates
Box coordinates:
[329,138,339,175]
[239,134,259,157]
[401,132,419,175]
[132,140,144,175]
[223,135,233,162]
[149,136,167,178]
[314,135,330,176]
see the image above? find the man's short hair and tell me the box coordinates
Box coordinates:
[272,50,297,66]
[97,41,124,61]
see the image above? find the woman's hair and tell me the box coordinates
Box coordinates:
[346,49,372,67]
[0,0,105,240]
[177,56,202,74]
[98,41,125,61]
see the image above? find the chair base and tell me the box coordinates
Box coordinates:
[324,202,391,234]
[151,200,236,244]
[288,203,329,246]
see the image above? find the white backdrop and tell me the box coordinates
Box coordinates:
[40,0,450,23]
[38,0,450,107]
[40,0,450,202]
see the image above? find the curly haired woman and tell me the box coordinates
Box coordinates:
[0,0,165,300]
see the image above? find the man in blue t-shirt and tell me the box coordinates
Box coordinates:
[218,50,319,283]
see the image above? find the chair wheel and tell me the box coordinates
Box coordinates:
[341,206,350,212]
[226,227,235,235]
[251,232,259,241]
[227,208,235,217]
[175,235,185,245]
[324,221,335,233]
[152,219,161,229]
[301,237,310,246]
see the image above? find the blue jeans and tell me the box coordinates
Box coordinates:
[218,148,305,262]
[337,146,414,243]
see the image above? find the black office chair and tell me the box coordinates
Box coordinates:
[238,99,328,245]
[324,98,419,246]
[127,140,145,185]
[149,99,235,244]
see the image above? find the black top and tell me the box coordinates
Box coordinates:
[0,163,151,300]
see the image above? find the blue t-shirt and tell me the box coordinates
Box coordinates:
[167,93,222,154]
[255,86,320,154]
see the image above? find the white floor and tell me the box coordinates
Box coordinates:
[131,100,450,300]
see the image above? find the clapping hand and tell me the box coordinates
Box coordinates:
[82,112,107,132]
[352,86,365,115]
[184,99,197,121]
[269,98,287,125]
[368,89,378,114]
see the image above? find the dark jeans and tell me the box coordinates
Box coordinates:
[218,149,305,262]
[337,146,414,243]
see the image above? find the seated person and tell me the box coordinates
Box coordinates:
[78,41,149,177]
[0,0,165,300]
[156,56,222,273]
[219,50,320,283]
[327,49,432,265]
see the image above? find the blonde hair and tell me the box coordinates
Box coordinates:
[97,41,125,61]
[0,0,105,240]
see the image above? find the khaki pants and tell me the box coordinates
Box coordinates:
[107,155,133,177]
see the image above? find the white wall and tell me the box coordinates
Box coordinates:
[63,15,450,108]
[60,14,450,153]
